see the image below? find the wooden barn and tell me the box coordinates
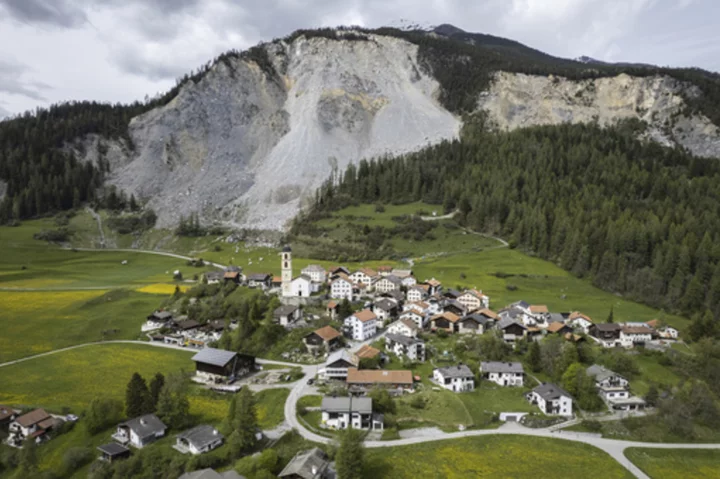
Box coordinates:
[191,348,256,383]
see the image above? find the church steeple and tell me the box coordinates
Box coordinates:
[281,245,292,297]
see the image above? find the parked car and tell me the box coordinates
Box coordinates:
[307,378,315,385]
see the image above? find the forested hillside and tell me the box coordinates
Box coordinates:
[305,118,720,337]
[2,26,720,225]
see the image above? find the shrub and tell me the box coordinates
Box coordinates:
[410,396,426,409]
[506,284,518,291]
[33,228,70,242]
[62,447,93,473]
[581,419,603,432]
[374,204,386,213]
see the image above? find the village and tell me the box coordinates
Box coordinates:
[0,246,677,477]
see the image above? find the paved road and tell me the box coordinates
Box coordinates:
[64,247,227,269]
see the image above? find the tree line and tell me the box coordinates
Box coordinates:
[306,120,720,336]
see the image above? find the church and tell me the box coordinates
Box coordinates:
[280,246,319,298]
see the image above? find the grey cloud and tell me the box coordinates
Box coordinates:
[0,0,87,28]
[0,59,50,101]
[0,104,12,120]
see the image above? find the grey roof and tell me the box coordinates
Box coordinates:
[548,313,566,324]
[435,364,474,379]
[444,299,467,312]
[205,271,224,280]
[501,307,525,320]
[295,274,312,282]
[374,298,397,312]
[225,266,243,273]
[279,448,330,479]
[533,383,572,401]
[248,273,271,281]
[381,290,405,301]
[386,333,424,347]
[120,414,166,439]
[514,300,531,309]
[176,425,224,450]
[382,275,403,285]
[274,305,300,317]
[586,365,623,382]
[302,264,326,272]
[444,289,461,298]
[97,443,130,456]
[497,317,527,330]
[321,396,372,414]
[192,348,237,367]
[481,361,524,374]
[325,349,356,368]
[149,310,172,320]
[179,469,245,479]
[594,323,622,332]
[461,313,494,326]
[391,269,413,278]
[282,245,292,252]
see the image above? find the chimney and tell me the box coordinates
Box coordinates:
[213,429,218,435]
[312,466,318,475]
[140,418,147,425]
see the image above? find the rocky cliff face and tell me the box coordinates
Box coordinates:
[109,33,460,229]
[94,32,720,231]
[478,72,720,158]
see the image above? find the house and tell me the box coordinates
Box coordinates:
[497,317,527,343]
[0,405,17,430]
[330,277,354,301]
[175,319,201,337]
[373,298,398,322]
[272,276,283,289]
[529,305,550,323]
[321,397,383,430]
[526,384,573,416]
[175,425,224,455]
[191,348,256,382]
[379,289,405,303]
[112,414,166,448]
[457,289,489,311]
[400,308,426,330]
[443,299,467,316]
[354,344,383,364]
[546,322,573,336]
[145,310,173,330]
[430,311,460,333]
[326,301,339,320]
[377,266,393,277]
[301,265,327,283]
[346,368,414,394]
[391,269,414,279]
[303,326,342,354]
[290,275,315,297]
[406,285,429,303]
[204,271,224,285]
[344,309,378,341]
[349,268,377,286]
[500,302,535,326]
[247,273,272,289]
[179,469,244,479]
[620,325,653,348]
[480,362,524,387]
[590,323,622,347]
[586,365,629,402]
[374,275,402,293]
[7,409,56,445]
[320,350,358,380]
[658,326,679,340]
[387,318,420,338]
[401,276,417,287]
[385,334,426,362]
[423,278,442,295]
[274,305,304,327]
[568,312,594,334]
[279,448,332,479]
[223,271,242,284]
[457,312,495,335]
[97,443,131,463]
[433,365,475,392]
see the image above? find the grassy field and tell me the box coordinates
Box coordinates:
[625,448,720,479]
[0,343,195,412]
[364,435,634,478]
[256,388,291,430]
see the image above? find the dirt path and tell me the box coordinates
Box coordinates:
[86,207,106,248]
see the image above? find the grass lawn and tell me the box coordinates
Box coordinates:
[256,388,290,430]
[630,353,681,396]
[364,434,634,478]
[625,448,720,479]
[0,343,195,412]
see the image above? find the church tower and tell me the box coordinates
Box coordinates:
[281,245,293,297]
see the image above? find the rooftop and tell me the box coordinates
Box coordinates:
[179,469,245,479]
[311,325,341,342]
[192,348,237,367]
[386,333,424,347]
[274,304,300,317]
[435,364,474,379]
[352,309,378,323]
[176,425,224,450]
[97,443,130,456]
[321,396,372,414]
[278,448,330,479]
[326,349,358,367]
[533,383,572,401]
[481,361,524,374]
[14,408,50,428]
[120,414,167,439]
[346,368,413,385]
[355,344,381,359]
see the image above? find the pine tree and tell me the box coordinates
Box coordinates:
[228,388,258,458]
[19,436,38,474]
[149,373,165,408]
[156,374,190,429]
[125,372,153,418]
[526,341,542,373]
[607,306,614,323]
[336,428,365,479]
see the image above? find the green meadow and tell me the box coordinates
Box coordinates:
[625,448,720,479]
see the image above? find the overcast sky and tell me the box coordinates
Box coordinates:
[0,0,718,119]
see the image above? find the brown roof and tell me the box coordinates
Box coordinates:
[15,408,50,428]
[359,268,378,277]
[314,326,341,342]
[37,418,57,430]
[0,406,15,422]
[530,305,549,313]
[327,301,338,309]
[377,266,393,272]
[355,344,381,359]
[400,319,419,331]
[425,279,442,287]
[402,308,425,317]
[433,312,461,323]
[272,276,282,283]
[646,319,659,329]
[224,271,240,279]
[622,325,654,335]
[353,309,377,323]
[346,368,413,385]
[547,322,570,333]
[477,308,499,320]
[569,311,593,323]
[564,333,584,342]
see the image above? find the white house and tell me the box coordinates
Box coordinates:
[500,301,535,326]
[528,304,550,323]
[526,384,573,416]
[433,365,475,392]
[401,276,418,287]
[374,275,402,293]
[330,277,354,301]
[480,361,524,387]
[387,318,419,338]
[344,309,378,341]
[175,425,224,455]
[620,325,654,348]
[289,275,314,297]
[385,334,426,362]
[113,414,167,448]
[423,278,442,295]
[391,269,413,279]
[320,350,358,380]
[273,305,303,327]
[321,397,383,430]
[457,289,489,311]
[586,364,633,404]
[301,264,327,283]
[406,286,428,303]
[349,269,377,286]
[7,409,54,445]
[399,308,426,329]
[457,310,497,335]
[568,312,593,334]
[373,298,398,322]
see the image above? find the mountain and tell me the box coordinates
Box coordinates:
[575,55,657,69]
[2,26,720,229]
